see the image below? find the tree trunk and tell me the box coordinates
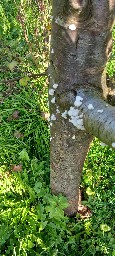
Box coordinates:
[49,0,115,216]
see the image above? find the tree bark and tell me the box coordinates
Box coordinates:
[49,0,115,216]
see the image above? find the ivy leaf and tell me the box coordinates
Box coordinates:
[46,205,64,219]
[19,149,30,161]
[19,76,30,86]
[86,187,95,196]
[34,181,42,193]
[58,195,68,209]
[100,224,111,232]
[39,221,48,232]
[27,240,34,249]
[7,60,18,71]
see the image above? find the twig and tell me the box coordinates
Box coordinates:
[0,72,47,84]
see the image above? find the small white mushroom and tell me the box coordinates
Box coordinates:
[74,96,83,107]
[72,135,75,139]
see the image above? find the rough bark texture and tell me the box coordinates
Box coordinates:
[49,0,115,216]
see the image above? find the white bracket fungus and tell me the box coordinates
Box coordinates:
[61,110,68,119]
[68,24,76,31]
[87,104,94,110]
[49,89,55,95]
[112,142,115,148]
[74,96,83,107]
[97,109,103,113]
[53,83,58,89]
[51,97,55,104]
[68,106,85,130]
[50,114,56,121]
[68,107,79,117]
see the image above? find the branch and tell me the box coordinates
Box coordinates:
[77,89,115,149]
[57,88,115,149]
[0,72,48,84]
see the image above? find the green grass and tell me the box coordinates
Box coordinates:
[0,1,115,255]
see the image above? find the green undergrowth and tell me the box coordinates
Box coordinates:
[0,1,115,255]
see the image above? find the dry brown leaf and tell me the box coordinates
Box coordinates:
[41,111,50,120]
[12,110,20,119]
[14,130,23,138]
[12,165,22,172]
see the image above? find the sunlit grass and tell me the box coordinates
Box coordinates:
[0,1,115,255]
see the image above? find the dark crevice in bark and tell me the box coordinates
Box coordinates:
[63,0,93,23]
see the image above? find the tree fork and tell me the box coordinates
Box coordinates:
[49,0,115,216]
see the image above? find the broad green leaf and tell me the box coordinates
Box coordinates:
[86,187,95,196]
[39,221,48,232]
[19,76,30,86]
[34,181,42,193]
[19,149,30,161]
[58,195,68,209]
[27,240,34,249]
[7,60,18,71]
[100,224,111,232]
